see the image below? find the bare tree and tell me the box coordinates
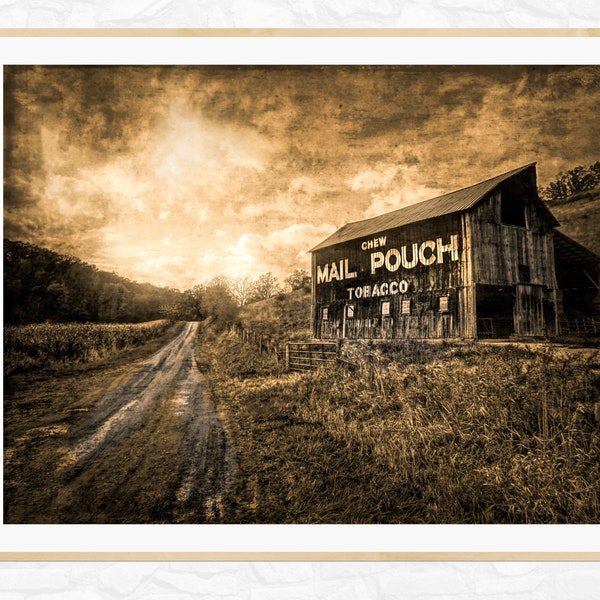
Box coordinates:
[230,275,254,306]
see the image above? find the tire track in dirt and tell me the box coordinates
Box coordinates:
[61,322,195,466]
[169,333,236,521]
[55,321,234,522]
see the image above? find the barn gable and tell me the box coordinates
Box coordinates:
[311,163,558,252]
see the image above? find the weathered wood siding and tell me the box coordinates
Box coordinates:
[459,212,476,338]
[313,214,465,339]
[469,191,557,288]
[467,186,558,336]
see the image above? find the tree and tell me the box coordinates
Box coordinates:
[201,276,239,328]
[3,239,187,324]
[539,161,600,202]
[248,272,280,302]
[46,281,70,320]
[98,282,131,322]
[230,275,254,306]
[284,269,312,292]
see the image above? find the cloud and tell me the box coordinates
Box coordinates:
[206,223,337,281]
[4,65,599,291]
[348,166,400,192]
[345,162,444,219]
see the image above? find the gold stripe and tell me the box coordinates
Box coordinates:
[0,28,598,37]
[1,552,600,561]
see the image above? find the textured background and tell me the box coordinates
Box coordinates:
[0,0,599,28]
[1,0,599,595]
[1,561,600,598]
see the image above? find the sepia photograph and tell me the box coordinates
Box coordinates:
[4,64,600,525]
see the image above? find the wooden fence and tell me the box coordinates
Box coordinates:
[229,325,284,360]
[230,326,343,371]
[285,342,339,372]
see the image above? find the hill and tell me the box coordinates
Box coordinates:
[239,289,312,344]
[4,239,183,325]
[546,187,600,256]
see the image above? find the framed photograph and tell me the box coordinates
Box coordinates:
[2,31,600,562]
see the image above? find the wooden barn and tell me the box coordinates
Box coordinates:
[310,163,599,340]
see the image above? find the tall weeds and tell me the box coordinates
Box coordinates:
[199,330,600,523]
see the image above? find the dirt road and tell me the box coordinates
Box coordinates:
[4,321,234,523]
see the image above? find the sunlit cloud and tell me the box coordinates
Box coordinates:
[348,165,400,192]
[193,223,337,282]
[350,164,444,218]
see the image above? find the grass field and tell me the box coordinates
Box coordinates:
[197,328,600,523]
[239,289,312,345]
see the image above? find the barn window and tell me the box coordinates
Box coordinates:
[518,264,531,283]
[500,190,526,227]
[346,304,355,319]
[439,296,449,312]
[381,300,391,317]
[401,299,411,314]
[321,307,329,321]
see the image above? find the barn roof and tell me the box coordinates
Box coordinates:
[311,162,550,252]
[554,230,600,266]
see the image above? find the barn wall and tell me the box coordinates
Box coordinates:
[459,212,476,338]
[468,188,558,337]
[469,191,556,288]
[313,214,466,339]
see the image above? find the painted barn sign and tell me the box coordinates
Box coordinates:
[313,215,465,339]
[310,163,598,340]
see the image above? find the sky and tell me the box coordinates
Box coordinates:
[4,65,599,291]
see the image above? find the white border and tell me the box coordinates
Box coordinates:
[2,35,600,554]
[0,36,599,65]
[2,524,600,553]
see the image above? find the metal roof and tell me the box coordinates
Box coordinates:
[554,230,600,266]
[311,163,542,252]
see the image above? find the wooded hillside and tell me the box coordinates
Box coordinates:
[4,239,183,324]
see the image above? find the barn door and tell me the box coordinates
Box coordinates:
[476,284,515,338]
[342,302,356,339]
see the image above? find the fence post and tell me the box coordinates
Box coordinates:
[285,343,290,371]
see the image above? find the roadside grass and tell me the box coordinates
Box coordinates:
[198,329,600,523]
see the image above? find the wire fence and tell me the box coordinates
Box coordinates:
[559,316,600,336]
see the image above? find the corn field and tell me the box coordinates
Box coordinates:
[4,320,172,374]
